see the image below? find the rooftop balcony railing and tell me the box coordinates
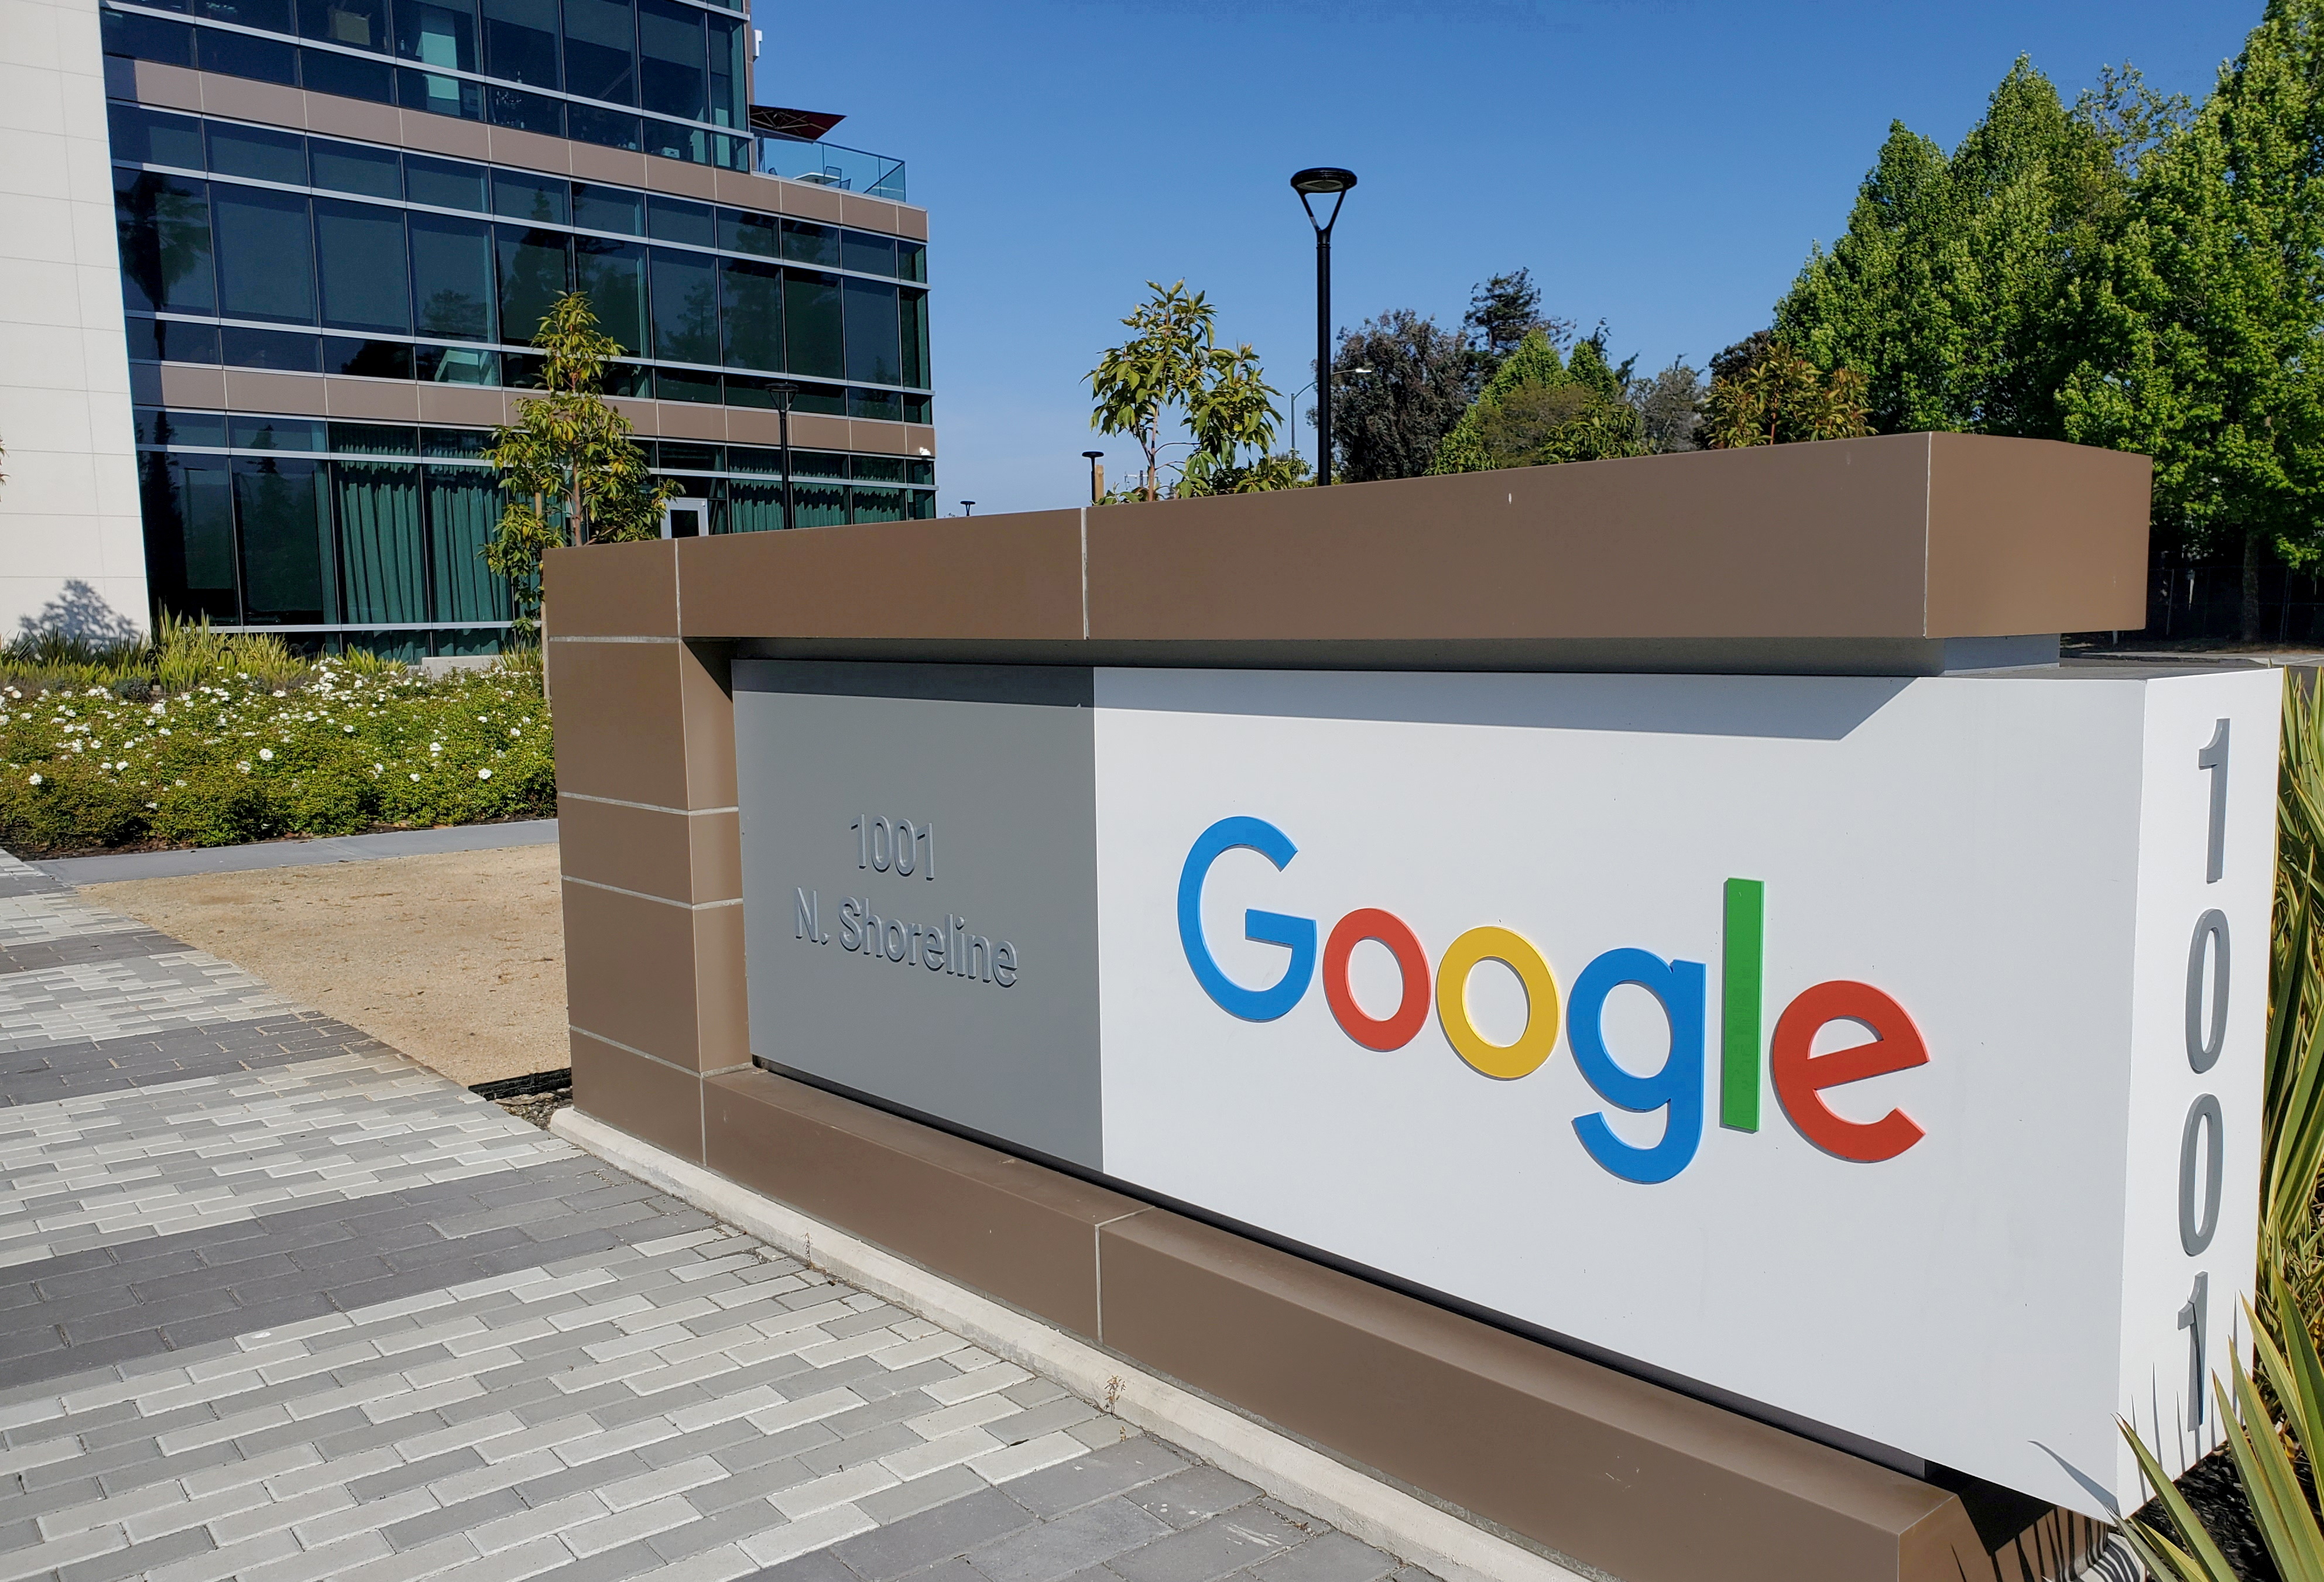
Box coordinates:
[756,136,906,202]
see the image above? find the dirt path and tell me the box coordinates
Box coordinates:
[84,843,567,1086]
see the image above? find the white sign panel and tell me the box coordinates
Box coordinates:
[1088,667,2275,1518]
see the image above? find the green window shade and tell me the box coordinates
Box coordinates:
[233,457,334,624]
[783,270,841,381]
[649,246,718,363]
[113,171,215,315]
[575,237,648,356]
[335,461,426,623]
[899,288,928,389]
[409,212,496,341]
[314,199,411,334]
[791,480,845,527]
[212,186,315,324]
[726,480,784,533]
[842,277,899,386]
[849,486,903,523]
[495,225,570,347]
[719,257,781,371]
[426,466,509,622]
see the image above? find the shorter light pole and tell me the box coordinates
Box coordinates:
[1290,166,1358,485]
[768,380,798,530]
[1082,449,1105,503]
[1286,383,1314,461]
[961,500,976,516]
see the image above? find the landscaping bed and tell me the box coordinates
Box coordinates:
[0,644,552,855]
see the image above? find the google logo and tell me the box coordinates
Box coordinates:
[1178,816,1929,1184]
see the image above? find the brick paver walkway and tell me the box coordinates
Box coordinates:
[0,852,1430,1582]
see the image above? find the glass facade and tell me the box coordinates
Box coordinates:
[101,0,756,170]
[135,411,937,648]
[111,104,931,417]
[102,0,935,652]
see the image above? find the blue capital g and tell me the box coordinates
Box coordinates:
[1177,816,1317,1021]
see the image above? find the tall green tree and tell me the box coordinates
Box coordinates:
[1088,280,1293,499]
[485,292,672,629]
[2062,1,2324,639]
[1775,59,2169,439]
[1463,267,1570,379]
[1428,329,1646,473]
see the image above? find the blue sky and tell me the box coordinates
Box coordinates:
[759,1,2257,516]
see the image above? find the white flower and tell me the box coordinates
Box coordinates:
[238,762,250,773]
[478,768,492,780]
[26,774,39,786]
[258,748,273,761]
[509,727,520,737]
[272,689,286,698]
[373,763,383,772]
[429,742,443,754]
[342,724,355,733]
[409,772,421,781]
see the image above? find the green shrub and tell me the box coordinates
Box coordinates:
[0,657,553,854]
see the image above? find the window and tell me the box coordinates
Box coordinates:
[899,289,927,389]
[782,270,840,380]
[897,241,926,284]
[207,122,307,185]
[848,388,900,423]
[654,368,718,403]
[399,66,481,119]
[310,138,401,198]
[718,208,776,258]
[297,0,386,48]
[567,105,643,150]
[495,225,571,346]
[725,480,784,533]
[325,337,416,377]
[198,27,297,83]
[331,423,420,454]
[646,195,712,246]
[718,257,780,372]
[649,246,717,363]
[416,344,499,382]
[107,104,205,170]
[214,187,317,324]
[145,457,240,622]
[561,0,635,104]
[409,211,496,339]
[198,0,292,30]
[840,229,894,277]
[335,461,426,622]
[232,416,327,450]
[704,11,742,126]
[779,219,836,267]
[574,237,647,355]
[114,170,215,315]
[850,487,904,523]
[404,154,489,211]
[636,0,703,121]
[102,11,194,68]
[395,0,476,71]
[481,0,558,87]
[128,318,223,363]
[573,183,643,235]
[222,325,323,370]
[311,199,412,334]
[300,47,395,101]
[492,170,569,224]
[234,456,335,623]
[791,481,844,527]
[842,278,899,386]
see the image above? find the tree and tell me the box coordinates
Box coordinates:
[1701,336,1871,448]
[1463,267,1573,378]
[1774,59,2177,440]
[2061,0,2324,639]
[1326,310,1477,482]
[1088,280,1291,499]
[1626,359,1705,452]
[485,293,672,628]
[1429,328,1647,473]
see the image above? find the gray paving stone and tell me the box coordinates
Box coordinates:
[381,1485,525,1551]
[965,1498,1173,1582]
[1247,1531,1397,1582]
[856,1465,987,1528]
[1009,1442,1194,1522]
[796,1422,921,1477]
[1103,1504,1312,1582]
[1120,1469,1262,1533]
[828,1489,1040,1581]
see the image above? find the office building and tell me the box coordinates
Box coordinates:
[0,0,932,655]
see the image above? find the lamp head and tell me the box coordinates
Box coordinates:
[1290,167,1358,195]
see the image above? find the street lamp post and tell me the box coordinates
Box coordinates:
[1082,449,1105,503]
[1290,167,1357,486]
[961,500,976,517]
[768,380,798,531]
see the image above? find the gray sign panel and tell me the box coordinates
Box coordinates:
[734,661,1103,1168]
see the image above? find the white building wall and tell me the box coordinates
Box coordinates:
[0,0,149,641]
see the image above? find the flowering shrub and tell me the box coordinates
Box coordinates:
[0,660,553,854]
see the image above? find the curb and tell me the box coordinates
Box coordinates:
[549,1106,1593,1582]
